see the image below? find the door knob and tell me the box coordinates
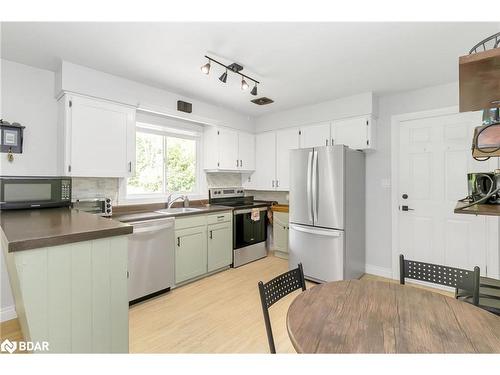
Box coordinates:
[401,205,414,211]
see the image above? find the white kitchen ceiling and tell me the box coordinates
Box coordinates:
[1,22,498,116]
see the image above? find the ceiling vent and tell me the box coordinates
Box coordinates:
[251,97,274,106]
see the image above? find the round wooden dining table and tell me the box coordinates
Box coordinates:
[286,280,500,353]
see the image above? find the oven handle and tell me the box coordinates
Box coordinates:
[233,207,268,215]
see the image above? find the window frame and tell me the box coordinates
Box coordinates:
[123,122,203,201]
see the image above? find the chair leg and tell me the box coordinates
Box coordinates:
[258,281,276,354]
[399,254,405,285]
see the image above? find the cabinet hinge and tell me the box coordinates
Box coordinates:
[69,100,72,108]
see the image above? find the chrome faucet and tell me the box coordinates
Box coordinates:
[167,194,189,208]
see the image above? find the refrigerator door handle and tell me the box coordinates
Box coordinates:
[290,224,342,237]
[312,150,318,222]
[306,150,313,222]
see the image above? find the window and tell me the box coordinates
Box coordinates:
[127,123,199,197]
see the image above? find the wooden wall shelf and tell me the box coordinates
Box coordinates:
[454,201,500,216]
[459,48,500,112]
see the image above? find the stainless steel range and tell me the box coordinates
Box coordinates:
[208,188,269,267]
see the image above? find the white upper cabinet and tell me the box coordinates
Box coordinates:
[238,131,255,171]
[245,128,299,191]
[203,126,255,171]
[275,128,300,191]
[331,115,376,150]
[59,94,136,177]
[247,132,276,190]
[218,127,239,170]
[300,122,331,148]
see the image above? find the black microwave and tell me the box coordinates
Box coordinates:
[0,176,71,210]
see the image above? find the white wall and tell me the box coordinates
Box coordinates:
[0,60,59,176]
[255,92,375,132]
[366,82,460,275]
[57,61,255,133]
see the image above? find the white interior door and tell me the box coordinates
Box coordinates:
[398,110,498,277]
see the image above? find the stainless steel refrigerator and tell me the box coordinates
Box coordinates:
[289,145,365,283]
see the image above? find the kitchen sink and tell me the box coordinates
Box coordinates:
[155,207,203,215]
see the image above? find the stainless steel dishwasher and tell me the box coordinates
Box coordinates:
[127,217,175,304]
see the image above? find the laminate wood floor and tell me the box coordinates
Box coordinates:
[1,255,453,354]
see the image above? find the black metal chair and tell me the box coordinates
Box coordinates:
[258,263,306,354]
[456,276,500,316]
[399,254,480,305]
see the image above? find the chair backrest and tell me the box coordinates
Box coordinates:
[399,254,480,305]
[258,263,306,353]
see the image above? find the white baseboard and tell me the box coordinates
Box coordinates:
[365,264,394,279]
[0,305,17,323]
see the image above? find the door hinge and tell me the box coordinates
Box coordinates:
[69,100,72,108]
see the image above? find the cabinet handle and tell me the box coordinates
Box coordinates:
[128,161,132,172]
[272,180,275,188]
[236,159,239,167]
[240,159,243,167]
[276,180,280,188]
[177,237,181,247]
[331,138,334,145]
[326,139,328,146]
[209,230,213,239]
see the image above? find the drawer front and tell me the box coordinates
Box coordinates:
[175,215,207,230]
[207,211,232,225]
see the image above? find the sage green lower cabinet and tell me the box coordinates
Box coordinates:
[207,221,232,272]
[273,212,289,259]
[174,211,232,286]
[175,226,208,284]
[2,236,129,353]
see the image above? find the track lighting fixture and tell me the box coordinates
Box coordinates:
[251,84,258,96]
[241,78,249,91]
[200,60,211,74]
[219,69,228,83]
[201,55,260,96]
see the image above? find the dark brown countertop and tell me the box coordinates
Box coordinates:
[112,204,234,223]
[1,208,133,252]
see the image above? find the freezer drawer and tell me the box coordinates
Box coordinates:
[288,223,344,283]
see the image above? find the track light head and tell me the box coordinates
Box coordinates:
[250,84,258,96]
[219,70,228,83]
[200,60,211,74]
[241,78,249,91]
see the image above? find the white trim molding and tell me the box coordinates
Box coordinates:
[0,305,17,323]
[365,264,394,279]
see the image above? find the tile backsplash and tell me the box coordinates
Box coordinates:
[72,177,120,203]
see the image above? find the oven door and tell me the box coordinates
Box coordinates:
[233,206,268,249]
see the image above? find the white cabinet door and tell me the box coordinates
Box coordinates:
[238,132,255,171]
[276,128,300,191]
[252,132,276,190]
[217,127,239,170]
[331,116,374,150]
[65,95,135,177]
[300,122,331,148]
